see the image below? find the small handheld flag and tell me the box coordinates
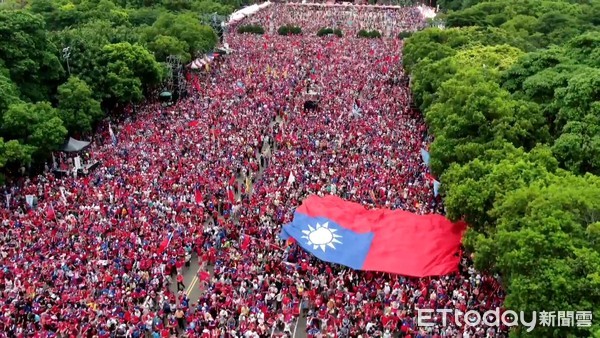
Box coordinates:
[420,148,430,167]
[158,233,173,254]
[433,180,441,197]
[109,123,117,146]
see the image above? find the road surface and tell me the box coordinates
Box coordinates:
[168,117,307,337]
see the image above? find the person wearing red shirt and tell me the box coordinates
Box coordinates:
[177,274,185,291]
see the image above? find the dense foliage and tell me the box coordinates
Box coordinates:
[317,27,343,37]
[404,0,600,336]
[357,29,382,38]
[397,31,413,39]
[278,24,302,36]
[0,0,229,177]
[238,24,265,35]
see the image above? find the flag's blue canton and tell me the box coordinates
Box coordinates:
[280,212,375,270]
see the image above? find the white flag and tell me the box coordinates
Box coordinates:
[287,172,296,185]
[59,187,68,204]
[25,195,34,208]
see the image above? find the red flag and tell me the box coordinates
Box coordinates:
[46,204,55,220]
[425,173,436,182]
[188,120,199,128]
[241,235,251,250]
[194,190,203,204]
[229,175,236,186]
[227,188,235,204]
[282,195,466,277]
[158,233,173,254]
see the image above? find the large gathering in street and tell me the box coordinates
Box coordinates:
[1,0,599,337]
[0,4,503,337]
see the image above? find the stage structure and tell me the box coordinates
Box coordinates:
[52,137,100,178]
[200,12,228,44]
[165,55,187,102]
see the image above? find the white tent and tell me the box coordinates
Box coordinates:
[190,58,208,70]
[227,2,270,25]
[62,137,91,152]
[418,5,437,19]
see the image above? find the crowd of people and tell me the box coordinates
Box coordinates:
[245,4,427,37]
[0,3,506,338]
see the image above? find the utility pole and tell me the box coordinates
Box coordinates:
[62,47,71,76]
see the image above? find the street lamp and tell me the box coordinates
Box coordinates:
[62,47,71,76]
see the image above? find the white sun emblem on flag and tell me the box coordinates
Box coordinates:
[301,222,343,252]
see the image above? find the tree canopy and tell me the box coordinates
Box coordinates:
[0,0,229,177]
[405,0,600,336]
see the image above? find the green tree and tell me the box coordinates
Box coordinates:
[474,173,600,337]
[53,20,144,102]
[501,46,567,93]
[30,115,68,156]
[127,7,164,26]
[146,12,217,57]
[552,114,600,175]
[411,44,523,111]
[402,25,527,60]
[406,0,600,335]
[554,67,600,130]
[92,42,164,107]
[0,10,63,102]
[148,35,191,62]
[77,0,131,27]
[99,60,143,106]
[443,0,591,48]
[2,102,67,156]
[0,68,21,116]
[499,14,537,41]
[56,76,103,134]
[442,144,557,233]
[565,31,600,68]
[533,11,582,47]
[0,138,34,170]
[424,68,547,171]
[192,0,234,15]
[29,0,85,31]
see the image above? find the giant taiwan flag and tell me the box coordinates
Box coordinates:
[279,195,466,277]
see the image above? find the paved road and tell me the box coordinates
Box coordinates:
[168,117,310,337]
